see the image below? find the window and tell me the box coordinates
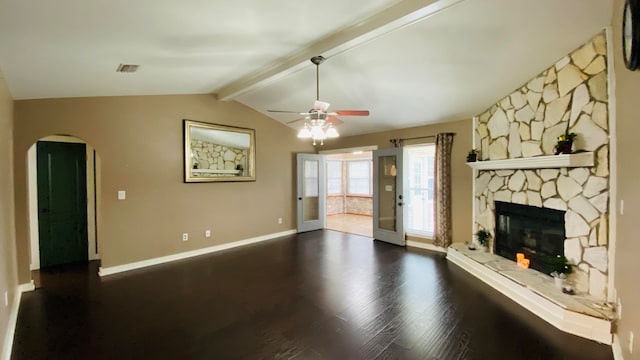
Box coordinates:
[347,160,372,195]
[327,160,343,195]
[406,145,436,236]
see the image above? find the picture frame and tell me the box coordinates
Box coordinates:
[183,119,256,183]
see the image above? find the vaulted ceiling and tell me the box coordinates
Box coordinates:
[0,0,613,136]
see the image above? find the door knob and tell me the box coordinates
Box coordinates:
[398,202,403,206]
[298,197,302,200]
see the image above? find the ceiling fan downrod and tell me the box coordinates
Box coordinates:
[310,56,325,101]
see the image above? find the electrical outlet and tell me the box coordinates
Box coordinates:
[630,331,634,354]
[205,229,211,238]
[182,233,189,241]
[4,291,7,307]
[278,218,283,225]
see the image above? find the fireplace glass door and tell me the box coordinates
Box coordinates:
[494,201,565,274]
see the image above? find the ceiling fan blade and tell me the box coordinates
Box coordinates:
[270,57,367,124]
[326,116,344,125]
[333,110,370,116]
[286,117,307,124]
[267,110,308,115]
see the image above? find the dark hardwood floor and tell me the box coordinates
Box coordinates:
[12,230,613,359]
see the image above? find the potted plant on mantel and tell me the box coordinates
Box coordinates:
[475,229,492,252]
[466,149,478,162]
[554,132,577,155]
[549,255,573,289]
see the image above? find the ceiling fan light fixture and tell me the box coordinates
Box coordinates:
[297,127,312,138]
[311,125,326,140]
[325,125,339,138]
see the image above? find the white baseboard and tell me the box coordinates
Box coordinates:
[99,229,297,277]
[612,334,625,360]
[406,240,447,253]
[18,281,35,293]
[2,288,23,360]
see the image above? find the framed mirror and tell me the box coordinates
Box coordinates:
[183,119,256,182]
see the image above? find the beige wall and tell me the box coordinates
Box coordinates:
[322,119,473,245]
[13,95,313,282]
[0,70,18,355]
[612,0,640,357]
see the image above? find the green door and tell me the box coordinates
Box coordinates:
[37,141,88,268]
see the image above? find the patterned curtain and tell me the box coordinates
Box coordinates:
[434,133,455,248]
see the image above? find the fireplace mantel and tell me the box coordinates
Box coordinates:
[467,152,594,171]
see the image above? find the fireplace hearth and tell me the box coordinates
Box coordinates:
[494,201,565,275]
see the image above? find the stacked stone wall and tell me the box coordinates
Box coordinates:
[474,32,610,299]
[191,140,247,174]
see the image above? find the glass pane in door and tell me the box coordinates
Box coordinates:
[303,159,319,222]
[377,155,397,231]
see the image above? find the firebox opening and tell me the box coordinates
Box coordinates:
[494,201,565,275]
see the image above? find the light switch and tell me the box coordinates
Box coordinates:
[118,190,126,200]
[385,185,393,192]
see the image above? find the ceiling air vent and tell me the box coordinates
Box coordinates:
[116,64,139,73]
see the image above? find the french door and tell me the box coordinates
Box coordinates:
[373,148,405,246]
[296,153,326,232]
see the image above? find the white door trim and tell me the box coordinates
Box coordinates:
[318,145,378,155]
[28,135,100,270]
[296,153,326,232]
[373,147,406,246]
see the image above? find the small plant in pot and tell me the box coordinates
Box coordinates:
[475,229,492,252]
[549,255,573,289]
[466,149,478,162]
[554,132,577,155]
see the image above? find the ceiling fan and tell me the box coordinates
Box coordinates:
[268,56,370,145]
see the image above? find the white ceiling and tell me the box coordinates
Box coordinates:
[0,0,613,137]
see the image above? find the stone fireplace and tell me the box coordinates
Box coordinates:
[446,30,614,344]
[494,201,565,275]
[471,31,611,301]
